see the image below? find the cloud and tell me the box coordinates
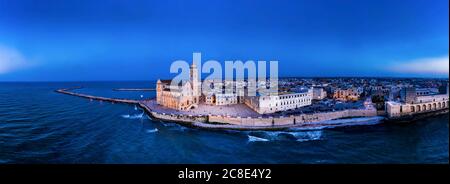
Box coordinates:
[0,46,29,74]
[390,56,449,75]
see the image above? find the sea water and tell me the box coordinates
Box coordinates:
[0,82,448,163]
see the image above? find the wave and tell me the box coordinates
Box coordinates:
[121,113,144,119]
[248,130,323,142]
[146,128,158,133]
[291,131,322,142]
[161,122,173,127]
[245,116,384,142]
[146,115,152,120]
[172,125,189,131]
[160,122,190,131]
[248,135,269,142]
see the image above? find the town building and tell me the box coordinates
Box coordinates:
[400,87,416,104]
[214,93,242,105]
[386,85,449,118]
[415,88,439,96]
[333,88,360,101]
[312,87,327,100]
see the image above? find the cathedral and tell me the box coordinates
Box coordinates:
[156,62,200,110]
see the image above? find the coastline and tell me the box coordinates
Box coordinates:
[136,100,385,130]
[55,87,448,130]
[385,108,449,123]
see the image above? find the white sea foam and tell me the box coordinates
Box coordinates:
[146,115,152,120]
[248,135,269,142]
[121,113,144,119]
[146,128,158,133]
[290,131,322,142]
[251,130,323,142]
[245,116,383,143]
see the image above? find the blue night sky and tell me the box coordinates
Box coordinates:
[0,0,448,81]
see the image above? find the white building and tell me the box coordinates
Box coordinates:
[215,93,241,105]
[245,88,313,114]
[386,87,449,118]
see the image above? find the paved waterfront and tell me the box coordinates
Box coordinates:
[144,100,261,117]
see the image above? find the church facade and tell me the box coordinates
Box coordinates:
[156,62,200,110]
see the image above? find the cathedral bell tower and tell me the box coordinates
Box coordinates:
[190,62,200,104]
[156,79,162,105]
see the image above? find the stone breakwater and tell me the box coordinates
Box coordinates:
[208,109,377,127]
[56,87,139,104]
[57,87,379,130]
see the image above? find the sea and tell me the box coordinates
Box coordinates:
[0,81,448,163]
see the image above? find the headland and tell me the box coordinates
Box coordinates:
[56,86,448,131]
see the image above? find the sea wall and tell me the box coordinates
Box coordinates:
[140,100,377,128]
[138,102,208,124]
[150,111,208,124]
[386,108,449,122]
[208,108,377,127]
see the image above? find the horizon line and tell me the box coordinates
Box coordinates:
[0,75,448,83]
